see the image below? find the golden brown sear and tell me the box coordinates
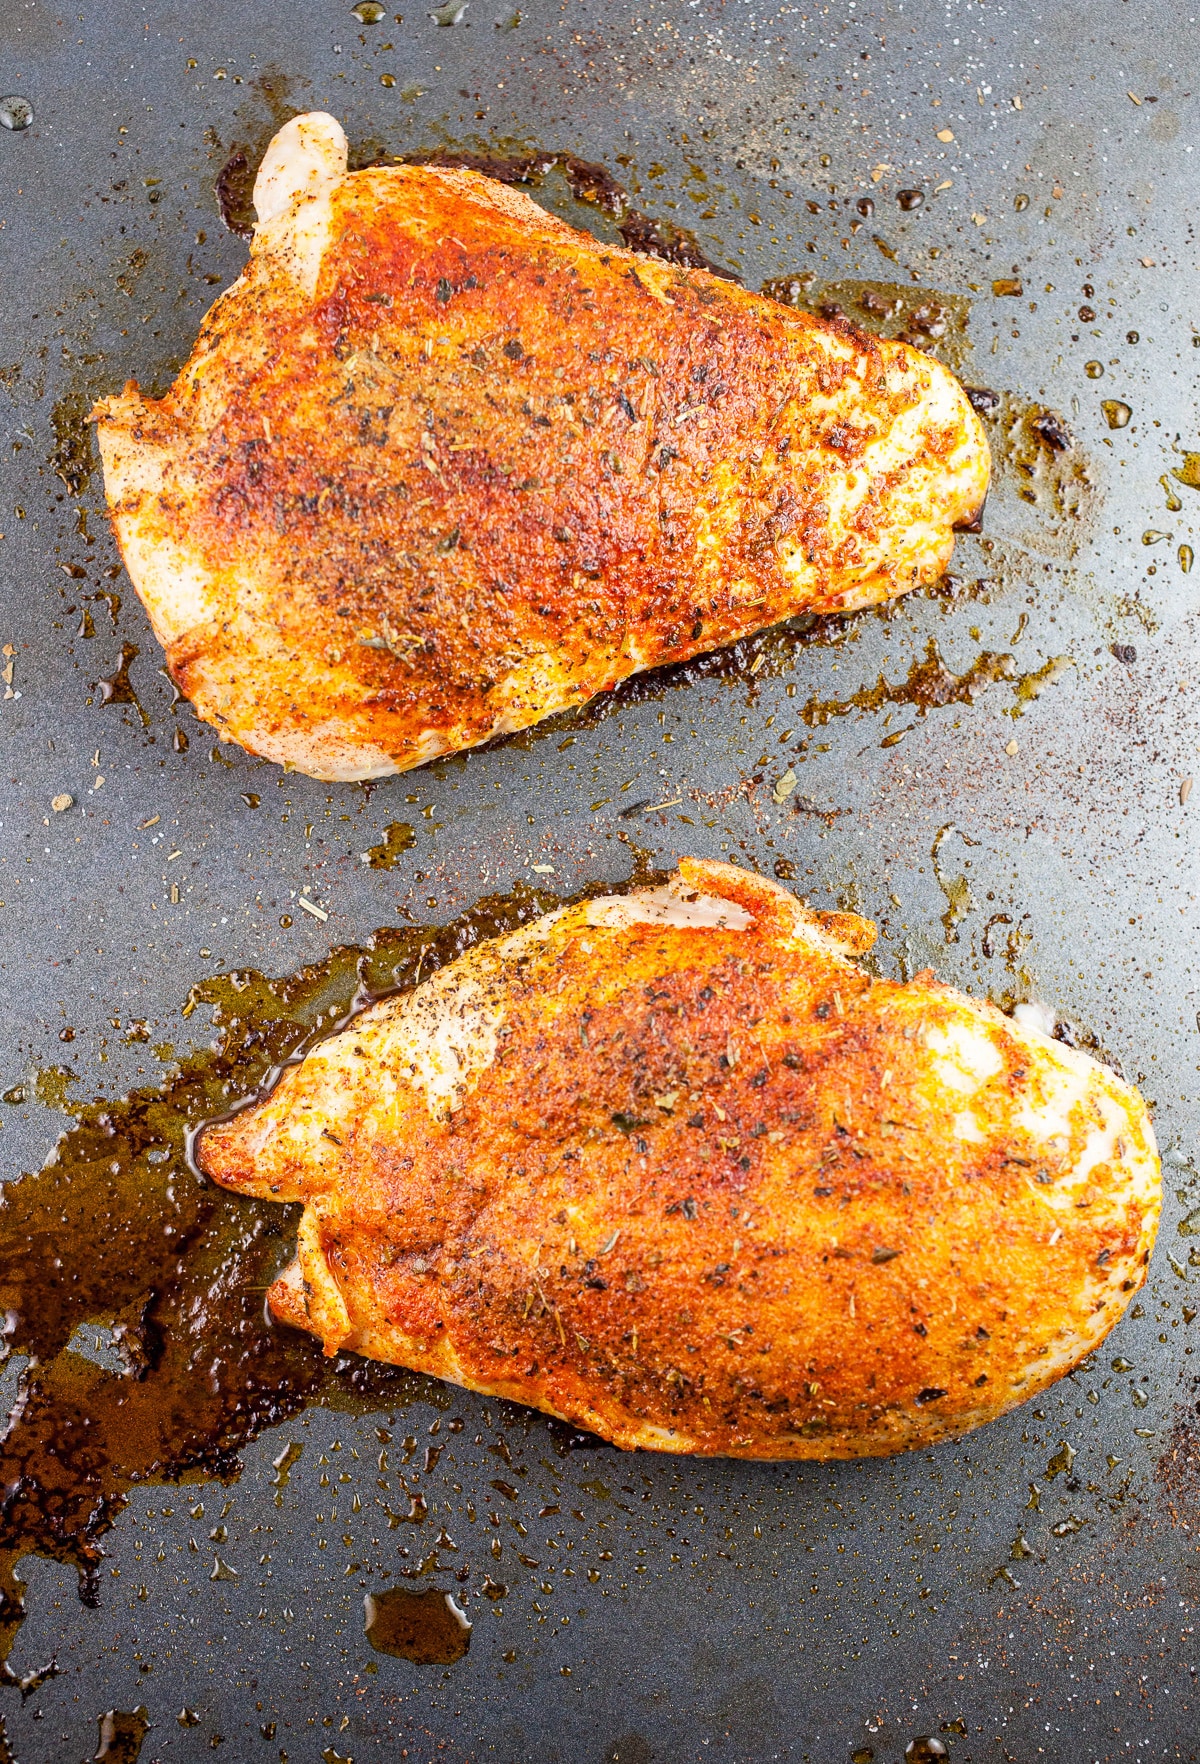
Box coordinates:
[94,114,989,781]
[198,859,1159,1459]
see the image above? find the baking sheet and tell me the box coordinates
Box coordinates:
[0,0,1198,1757]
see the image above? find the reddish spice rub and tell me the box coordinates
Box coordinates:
[198,860,1159,1458]
[93,114,989,780]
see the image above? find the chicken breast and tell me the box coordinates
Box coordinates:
[93,114,989,781]
[198,859,1159,1459]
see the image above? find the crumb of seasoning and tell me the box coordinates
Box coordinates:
[936,128,955,142]
[1181,777,1193,806]
[140,814,160,829]
[531,863,555,874]
[298,895,329,921]
[1004,739,1019,757]
[51,793,73,812]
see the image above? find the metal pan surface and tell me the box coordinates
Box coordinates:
[0,1,1197,1758]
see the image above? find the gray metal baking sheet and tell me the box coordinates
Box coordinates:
[1,0,1199,1758]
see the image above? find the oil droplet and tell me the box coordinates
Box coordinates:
[380,73,396,87]
[1171,452,1200,491]
[98,643,150,728]
[1101,399,1132,429]
[0,97,33,132]
[279,913,293,927]
[430,0,468,19]
[50,389,98,495]
[905,1742,948,1763]
[1160,474,1184,512]
[352,0,386,17]
[93,1706,150,1762]
[1180,544,1194,574]
[363,1587,470,1663]
[1084,360,1104,379]
[1013,192,1029,211]
[931,823,977,944]
[1142,529,1167,545]
[852,1750,875,1764]
[363,821,416,869]
[896,188,924,211]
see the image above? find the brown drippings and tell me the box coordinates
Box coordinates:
[364,821,416,870]
[96,642,149,727]
[215,149,255,240]
[363,1586,471,1664]
[0,869,657,1669]
[93,1707,149,1762]
[210,69,307,238]
[979,394,1097,554]
[504,612,852,751]
[402,147,737,281]
[50,388,98,495]
[797,637,1017,732]
[760,275,972,372]
[212,109,735,280]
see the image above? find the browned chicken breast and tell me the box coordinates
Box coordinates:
[198,859,1159,1459]
[93,114,989,781]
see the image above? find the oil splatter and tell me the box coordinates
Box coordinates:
[798,638,1016,730]
[364,1586,471,1663]
[93,1707,149,1762]
[97,643,150,727]
[1171,453,1200,492]
[981,395,1096,554]
[760,275,972,372]
[50,389,97,495]
[0,870,651,1668]
[932,823,979,944]
[1011,654,1074,715]
[363,821,416,869]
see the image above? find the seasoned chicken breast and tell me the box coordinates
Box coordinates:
[93,114,989,781]
[198,859,1159,1459]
